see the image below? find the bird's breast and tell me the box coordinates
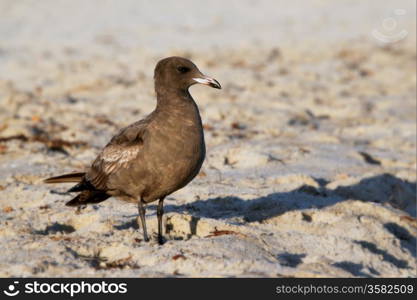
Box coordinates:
[141,111,205,197]
[149,118,205,168]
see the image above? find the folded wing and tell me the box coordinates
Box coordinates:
[85,120,148,191]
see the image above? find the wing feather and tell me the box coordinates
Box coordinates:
[85,120,148,190]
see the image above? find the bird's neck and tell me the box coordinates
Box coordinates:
[154,87,202,127]
[155,87,195,110]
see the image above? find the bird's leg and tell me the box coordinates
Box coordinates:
[157,197,165,245]
[137,199,149,242]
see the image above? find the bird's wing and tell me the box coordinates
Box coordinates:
[85,120,148,190]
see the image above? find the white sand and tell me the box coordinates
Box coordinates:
[0,0,416,277]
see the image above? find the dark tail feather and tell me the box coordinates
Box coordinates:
[67,180,95,193]
[66,190,110,207]
[44,172,85,184]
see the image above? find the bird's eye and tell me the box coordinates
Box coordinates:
[177,66,190,74]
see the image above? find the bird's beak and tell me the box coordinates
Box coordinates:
[193,75,221,89]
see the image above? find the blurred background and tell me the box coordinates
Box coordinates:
[0,0,416,277]
[0,1,416,50]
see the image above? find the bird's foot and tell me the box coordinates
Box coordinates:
[75,205,87,214]
[158,235,165,245]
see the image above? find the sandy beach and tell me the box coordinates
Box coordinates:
[0,0,416,277]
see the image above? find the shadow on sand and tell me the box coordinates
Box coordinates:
[162,173,415,220]
[117,173,416,274]
[164,173,416,263]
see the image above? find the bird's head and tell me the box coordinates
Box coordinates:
[154,56,221,93]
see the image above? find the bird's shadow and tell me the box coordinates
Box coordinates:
[162,173,415,219]
[162,173,416,256]
[106,173,417,275]
[117,173,416,261]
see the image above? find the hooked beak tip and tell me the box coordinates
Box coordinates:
[193,76,221,89]
[211,80,222,89]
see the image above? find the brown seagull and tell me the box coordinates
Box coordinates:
[44,57,221,244]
